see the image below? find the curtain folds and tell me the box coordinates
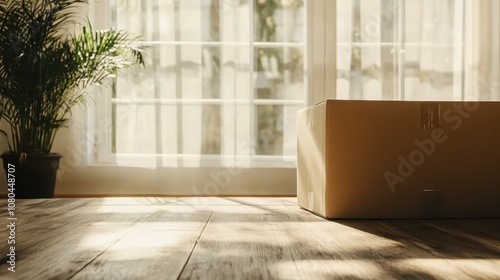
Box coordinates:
[105,0,305,168]
[93,0,499,168]
[336,0,500,101]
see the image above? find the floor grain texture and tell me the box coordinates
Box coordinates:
[0,197,498,279]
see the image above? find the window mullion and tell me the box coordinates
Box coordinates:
[249,0,255,165]
[460,0,467,101]
[398,0,406,100]
[173,0,184,162]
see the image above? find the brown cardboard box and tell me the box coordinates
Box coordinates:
[297,100,500,219]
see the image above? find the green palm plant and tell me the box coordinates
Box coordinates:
[0,0,144,156]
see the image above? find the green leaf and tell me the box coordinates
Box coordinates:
[0,0,145,155]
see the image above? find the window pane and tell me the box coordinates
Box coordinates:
[113,0,210,41]
[113,104,159,154]
[254,104,300,155]
[200,104,223,154]
[254,47,304,99]
[255,104,280,155]
[220,45,251,100]
[254,0,305,42]
[221,0,251,42]
[113,104,222,155]
[115,45,177,100]
[337,45,400,100]
[404,0,464,100]
[404,46,460,101]
[337,0,400,44]
[102,0,307,165]
[337,0,465,101]
[115,45,252,100]
[405,0,461,45]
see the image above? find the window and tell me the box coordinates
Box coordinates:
[88,0,499,169]
[57,0,500,195]
[90,0,306,168]
[336,0,500,101]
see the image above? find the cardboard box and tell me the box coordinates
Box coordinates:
[297,100,500,219]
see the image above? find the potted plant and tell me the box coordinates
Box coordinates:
[0,0,144,198]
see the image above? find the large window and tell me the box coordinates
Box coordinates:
[89,0,499,169]
[336,0,500,101]
[91,0,306,167]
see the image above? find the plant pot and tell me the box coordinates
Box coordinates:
[1,153,62,199]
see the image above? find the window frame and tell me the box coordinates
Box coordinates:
[88,0,308,168]
[335,0,467,101]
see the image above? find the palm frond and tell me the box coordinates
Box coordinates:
[0,0,144,155]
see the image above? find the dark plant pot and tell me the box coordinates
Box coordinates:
[1,153,62,199]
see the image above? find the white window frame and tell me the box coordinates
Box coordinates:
[87,0,308,168]
[335,0,467,101]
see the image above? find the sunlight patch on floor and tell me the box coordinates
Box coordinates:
[270,259,383,279]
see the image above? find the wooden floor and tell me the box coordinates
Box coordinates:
[0,197,499,280]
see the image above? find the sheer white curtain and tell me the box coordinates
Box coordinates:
[465,0,500,100]
[337,0,399,100]
[404,0,463,100]
[336,0,500,101]
[92,0,306,168]
[111,0,250,167]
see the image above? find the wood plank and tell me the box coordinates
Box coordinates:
[0,201,153,279]
[0,199,149,250]
[0,199,93,246]
[178,205,303,280]
[427,219,500,251]
[285,208,475,279]
[179,205,467,279]
[173,197,297,207]
[375,220,500,279]
[72,197,297,207]
[0,198,498,279]
[475,219,500,232]
[71,208,211,280]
